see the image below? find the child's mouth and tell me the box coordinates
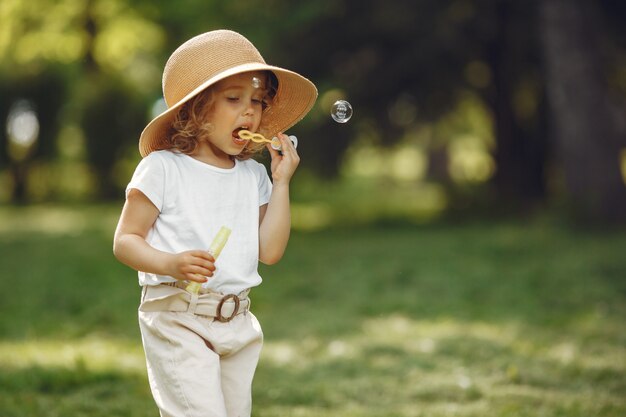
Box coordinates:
[232,127,249,145]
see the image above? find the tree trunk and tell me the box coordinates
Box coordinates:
[487,1,548,211]
[540,0,626,223]
[10,161,28,204]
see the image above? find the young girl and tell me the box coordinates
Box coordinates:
[113,30,317,417]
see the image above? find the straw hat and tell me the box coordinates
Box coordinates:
[139,29,318,157]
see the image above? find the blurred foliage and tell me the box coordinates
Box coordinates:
[0,0,625,221]
[79,76,146,199]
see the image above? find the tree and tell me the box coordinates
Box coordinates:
[0,71,66,203]
[79,76,146,199]
[272,0,626,223]
[540,0,626,223]
[480,0,549,210]
[274,0,468,177]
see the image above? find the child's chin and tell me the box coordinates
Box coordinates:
[226,146,246,156]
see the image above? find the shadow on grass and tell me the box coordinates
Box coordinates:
[3,322,623,417]
[0,364,155,417]
[253,312,626,417]
[1,206,625,416]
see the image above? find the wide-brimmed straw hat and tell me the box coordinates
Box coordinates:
[138,29,318,157]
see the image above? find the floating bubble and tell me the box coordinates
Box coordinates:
[331,100,353,123]
[251,76,262,89]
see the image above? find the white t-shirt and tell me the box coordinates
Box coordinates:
[126,150,272,294]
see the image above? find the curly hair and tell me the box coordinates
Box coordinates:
[162,71,278,160]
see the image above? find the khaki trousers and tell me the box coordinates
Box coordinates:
[138,285,263,417]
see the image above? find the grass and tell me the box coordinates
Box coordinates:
[0,204,625,416]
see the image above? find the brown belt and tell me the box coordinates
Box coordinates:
[140,282,251,322]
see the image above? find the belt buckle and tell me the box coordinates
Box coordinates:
[215,294,240,322]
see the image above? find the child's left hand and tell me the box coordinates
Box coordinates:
[266,133,300,184]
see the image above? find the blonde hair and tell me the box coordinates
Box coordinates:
[162,71,278,160]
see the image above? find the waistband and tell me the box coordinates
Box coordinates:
[140,283,251,322]
[160,280,250,298]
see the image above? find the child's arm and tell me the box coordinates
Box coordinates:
[259,133,300,265]
[113,188,215,282]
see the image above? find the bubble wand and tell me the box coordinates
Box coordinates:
[238,130,298,151]
[185,226,232,294]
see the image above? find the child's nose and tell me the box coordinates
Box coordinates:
[243,102,258,117]
[243,102,254,116]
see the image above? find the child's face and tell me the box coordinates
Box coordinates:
[206,71,268,157]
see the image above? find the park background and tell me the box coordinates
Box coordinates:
[1,0,625,416]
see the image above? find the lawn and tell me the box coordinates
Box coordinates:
[0,205,625,417]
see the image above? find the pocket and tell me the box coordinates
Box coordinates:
[247,311,264,342]
[139,284,191,312]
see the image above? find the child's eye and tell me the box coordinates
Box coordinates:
[227,96,239,102]
[258,96,271,110]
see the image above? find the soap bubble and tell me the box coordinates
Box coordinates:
[331,100,353,123]
[251,76,262,89]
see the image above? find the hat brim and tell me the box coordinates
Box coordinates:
[139,63,318,157]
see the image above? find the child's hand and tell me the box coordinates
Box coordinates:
[266,132,300,185]
[166,250,215,282]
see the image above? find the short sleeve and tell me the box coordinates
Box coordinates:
[252,160,272,206]
[126,152,166,211]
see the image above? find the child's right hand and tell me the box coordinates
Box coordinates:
[266,132,300,185]
[166,250,216,282]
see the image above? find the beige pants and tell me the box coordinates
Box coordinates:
[138,284,263,417]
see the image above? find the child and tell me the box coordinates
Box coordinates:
[113,29,317,417]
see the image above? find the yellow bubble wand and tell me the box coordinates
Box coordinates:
[185,226,232,294]
[238,129,298,150]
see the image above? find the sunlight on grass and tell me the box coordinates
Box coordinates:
[262,315,522,370]
[6,314,621,416]
[1,205,624,416]
[259,314,626,416]
[0,337,145,374]
[0,204,119,235]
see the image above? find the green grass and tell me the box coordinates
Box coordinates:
[1,205,625,416]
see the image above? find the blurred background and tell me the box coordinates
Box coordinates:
[1,1,626,416]
[1,0,625,224]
